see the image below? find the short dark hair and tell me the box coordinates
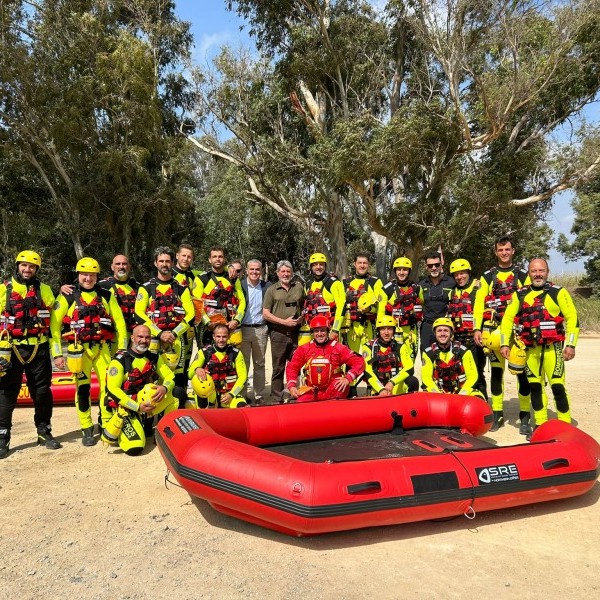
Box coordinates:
[212,323,229,336]
[209,246,225,257]
[177,243,194,254]
[154,246,174,261]
[424,251,441,262]
[495,235,514,249]
[354,253,371,262]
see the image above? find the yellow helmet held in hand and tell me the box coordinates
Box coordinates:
[433,317,454,331]
[192,373,216,398]
[357,290,377,312]
[449,258,471,273]
[309,252,327,265]
[393,257,412,270]
[508,342,527,374]
[76,257,100,273]
[229,329,242,347]
[482,327,502,353]
[66,342,84,374]
[137,383,158,405]
[15,250,42,268]
[376,315,396,329]
[162,345,180,369]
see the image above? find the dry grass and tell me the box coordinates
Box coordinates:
[553,273,600,333]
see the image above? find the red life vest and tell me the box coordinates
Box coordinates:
[63,290,114,343]
[2,281,51,338]
[343,276,378,323]
[202,345,239,394]
[113,286,137,331]
[199,273,239,319]
[516,286,565,347]
[426,342,467,394]
[482,269,525,323]
[303,276,337,321]
[145,279,186,331]
[106,351,159,408]
[367,339,402,385]
[448,290,475,336]
[383,281,423,326]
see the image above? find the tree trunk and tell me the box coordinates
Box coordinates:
[371,231,390,280]
[326,190,348,277]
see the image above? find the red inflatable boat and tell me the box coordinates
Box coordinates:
[156,393,600,537]
[17,371,100,407]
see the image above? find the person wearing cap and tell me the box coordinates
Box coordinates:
[500,258,579,439]
[418,251,456,353]
[377,256,423,358]
[51,257,127,446]
[0,250,59,458]
[473,235,532,432]
[286,315,365,402]
[447,258,488,400]
[298,252,346,346]
[102,324,184,454]
[361,316,419,396]
[134,247,196,395]
[239,259,271,404]
[188,323,248,408]
[421,317,483,397]
[262,260,305,404]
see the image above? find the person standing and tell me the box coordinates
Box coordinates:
[473,235,531,432]
[500,258,579,439]
[240,259,271,404]
[0,250,60,458]
[418,251,456,352]
[51,257,127,446]
[262,260,305,403]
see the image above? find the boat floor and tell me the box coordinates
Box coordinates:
[266,429,496,463]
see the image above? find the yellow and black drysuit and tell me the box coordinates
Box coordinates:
[103,348,183,455]
[377,280,423,358]
[421,341,483,398]
[51,286,127,430]
[0,277,56,446]
[188,343,248,408]
[134,277,195,397]
[500,282,579,425]
[474,266,531,418]
[98,276,139,351]
[299,273,348,346]
[361,338,419,395]
[341,273,383,353]
[448,277,488,399]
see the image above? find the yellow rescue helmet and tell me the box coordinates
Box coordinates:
[449,258,472,274]
[508,343,527,374]
[482,327,502,353]
[376,315,396,329]
[76,257,100,273]
[15,250,42,268]
[229,329,242,347]
[309,252,327,265]
[393,257,412,270]
[357,290,377,312]
[137,383,158,405]
[162,346,180,369]
[191,374,216,398]
[433,317,454,331]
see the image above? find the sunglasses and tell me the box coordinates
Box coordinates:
[234,269,242,273]
[426,263,441,269]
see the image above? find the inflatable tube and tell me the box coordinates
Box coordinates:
[17,371,100,407]
[156,393,600,536]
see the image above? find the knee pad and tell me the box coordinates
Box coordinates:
[405,376,419,393]
[529,382,544,411]
[490,367,503,396]
[77,383,91,412]
[551,383,569,414]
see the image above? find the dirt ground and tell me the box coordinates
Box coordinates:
[1,338,599,600]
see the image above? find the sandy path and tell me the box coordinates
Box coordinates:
[1,338,599,600]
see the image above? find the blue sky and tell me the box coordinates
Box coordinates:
[174,0,586,274]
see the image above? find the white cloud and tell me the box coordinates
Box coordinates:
[196,32,233,60]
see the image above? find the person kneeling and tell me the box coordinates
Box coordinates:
[361,316,419,396]
[102,325,184,455]
[421,318,484,398]
[286,316,365,402]
[188,323,248,408]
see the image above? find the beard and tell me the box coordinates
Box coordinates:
[132,343,149,353]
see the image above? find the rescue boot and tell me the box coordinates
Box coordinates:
[37,425,62,450]
[490,411,504,432]
[518,411,533,436]
[81,426,96,447]
[0,429,10,459]
[526,426,538,442]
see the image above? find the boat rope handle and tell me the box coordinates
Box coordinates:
[448,449,477,516]
[164,470,183,490]
[463,505,476,520]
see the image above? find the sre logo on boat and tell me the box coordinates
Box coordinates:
[476,464,520,484]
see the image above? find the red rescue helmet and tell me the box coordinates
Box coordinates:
[309,316,331,330]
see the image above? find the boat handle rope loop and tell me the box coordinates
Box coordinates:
[447,450,477,520]
[164,469,183,490]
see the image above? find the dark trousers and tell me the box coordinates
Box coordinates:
[269,329,298,403]
[0,342,53,431]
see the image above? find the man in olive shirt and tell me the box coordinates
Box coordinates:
[262,261,305,403]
